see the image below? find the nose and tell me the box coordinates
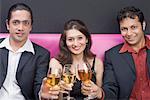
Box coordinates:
[73,39,78,46]
[18,23,24,31]
[126,29,132,36]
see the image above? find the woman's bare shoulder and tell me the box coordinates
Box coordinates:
[94,57,103,71]
[49,58,62,70]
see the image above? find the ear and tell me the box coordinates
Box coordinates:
[29,25,32,32]
[6,19,10,30]
[142,21,146,31]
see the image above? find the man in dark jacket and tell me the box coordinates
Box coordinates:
[103,6,150,99]
[0,3,50,100]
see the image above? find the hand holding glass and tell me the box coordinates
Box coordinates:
[44,68,61,100]
[77,63,95,100]
[62,64,76,100]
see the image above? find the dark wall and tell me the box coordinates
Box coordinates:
[0,0,2,32]
[1,0,150,34]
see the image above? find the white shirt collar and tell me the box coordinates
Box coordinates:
[0,36,35,54]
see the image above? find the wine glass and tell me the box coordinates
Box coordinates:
[62,64,76,100]
[46,67,61,87]
[77,63,95,100]
[42,67,62,100]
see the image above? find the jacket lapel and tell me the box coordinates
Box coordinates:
[0,48,9,72]
[121,52,136,75]
[146,49,150,78]
[17,51,32,73]
[0,48,9,86]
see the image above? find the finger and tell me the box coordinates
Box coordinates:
[41,77,47,89]
[60,80,73,87]
[42,77,53,88]
[81,88,89,95]
[49,85,60,91]
[41,92,57,99]
[60,84,72,91]
[42,95,58,100]
[59,82,72,90]
[91,84,99,92]
[43,77,48,84]
[50,95,59,99]
[82,84,91,91]
[48,90,59,95]
[60,90,69,94]
[82,82,92,87]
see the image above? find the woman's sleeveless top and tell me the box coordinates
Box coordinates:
[70,58,96,100]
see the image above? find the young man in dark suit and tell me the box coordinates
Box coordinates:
[0,3,50,100]
[102,6,150,99]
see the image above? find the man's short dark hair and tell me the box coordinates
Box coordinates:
[7,3,33,24]
[117,6,144,25]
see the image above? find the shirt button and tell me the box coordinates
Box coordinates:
[142,91,144,93]
[140,78,143,81]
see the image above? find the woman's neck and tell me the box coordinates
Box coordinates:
[72,53,84,64]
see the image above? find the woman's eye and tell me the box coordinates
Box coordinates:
[67,38,73,41]
[78,37,83,40]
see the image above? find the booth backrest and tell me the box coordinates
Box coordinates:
[0,34,124,59]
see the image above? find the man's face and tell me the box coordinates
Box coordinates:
[119,16,145,48]
[6,10,32,44]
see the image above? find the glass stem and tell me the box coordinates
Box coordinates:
[68,91,70,100]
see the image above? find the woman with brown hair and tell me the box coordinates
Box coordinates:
[40,19,103,100]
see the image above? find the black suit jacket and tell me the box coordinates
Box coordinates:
[0,38,50,100]
[103,43,150,100]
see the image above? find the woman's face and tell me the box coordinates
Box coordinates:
[66,29,88,55]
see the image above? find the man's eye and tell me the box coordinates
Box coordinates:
[23,21,30,26]
[13,20,20,25]
[121,28,127,32]
[131,26,137,29]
